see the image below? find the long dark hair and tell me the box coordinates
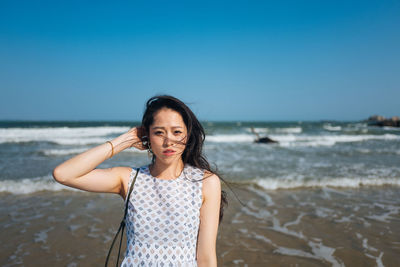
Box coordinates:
[140,95,228,224]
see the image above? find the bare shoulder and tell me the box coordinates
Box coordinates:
[202,171,221,202]
[203,171,221,187]
[111,166,134,196]
[112,166,133,182]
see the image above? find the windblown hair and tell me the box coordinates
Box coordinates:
[140,95,228,224]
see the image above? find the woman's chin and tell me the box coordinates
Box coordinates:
[155,155,182,164]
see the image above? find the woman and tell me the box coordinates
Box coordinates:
[53,95,227,266]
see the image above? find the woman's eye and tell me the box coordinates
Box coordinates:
[154,131,163,135]
[174,131,182,134]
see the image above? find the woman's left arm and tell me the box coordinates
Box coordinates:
[196,173,221,267]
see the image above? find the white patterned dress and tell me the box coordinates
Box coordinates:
[120,164,204,267]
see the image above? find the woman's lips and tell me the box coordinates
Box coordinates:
[162,149,176,156]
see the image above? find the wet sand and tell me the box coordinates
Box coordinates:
[218,185,400,266]
[1,184,400,266]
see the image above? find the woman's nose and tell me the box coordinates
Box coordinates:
[163,134,174,147]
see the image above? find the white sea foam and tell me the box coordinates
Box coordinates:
[205,134,254,143]
[43,147,89,156]
[250,232,274,245]
[323,124,342,131]
[376,252,384,267]
[277,127,303,133]
[0,126,129,145]
[365,204,400,223]
[246,127,302,134]
[7,243,26,266]
[274,246,320,260]
[383,126,400,131]
[241,200,273,219]
[246,186,275,206]
[273,133,400,147]
[270,217,305,239]
[334,216,353,223]
[283,213,305,228]
[206,132,399,146]
[43,147,146,156]
[34,227,54,243]
[315,207,336,219]
[362,238,378,252]
[254,177,400,190]
[0,176,79,194]
[267,217,343,266]
[68,224,82,232]
[359,234,385,267]
[308,241,344,267]
[2,174,400,195]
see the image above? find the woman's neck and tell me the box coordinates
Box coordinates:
[150,159,185,180]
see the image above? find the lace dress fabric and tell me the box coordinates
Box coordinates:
[121,164,204,267]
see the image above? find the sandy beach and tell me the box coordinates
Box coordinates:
[1,183,400,267]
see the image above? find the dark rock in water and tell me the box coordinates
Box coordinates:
[250,127,279,144]
[255,136,279,144]
[366,115,400,127]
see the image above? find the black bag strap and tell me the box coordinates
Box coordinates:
[105,168,139,267]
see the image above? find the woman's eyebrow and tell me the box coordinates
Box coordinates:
[151,126,184,129]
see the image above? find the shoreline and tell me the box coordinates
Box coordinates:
[1,185,400,266]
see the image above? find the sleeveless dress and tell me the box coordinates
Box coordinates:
[120,164,204,267]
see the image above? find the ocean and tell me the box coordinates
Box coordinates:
[1,120,400,266]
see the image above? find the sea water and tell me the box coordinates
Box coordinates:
[1,120,399,266]
[1,120,399,192]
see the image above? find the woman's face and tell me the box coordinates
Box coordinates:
[148,108,187,163]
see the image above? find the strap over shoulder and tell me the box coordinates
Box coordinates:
[105,168,139,267]
[126,168,140,199]
[124,168,139,218]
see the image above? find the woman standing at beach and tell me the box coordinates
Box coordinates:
[53,95,226,266]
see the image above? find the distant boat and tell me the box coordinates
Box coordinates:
[250,127,278,144]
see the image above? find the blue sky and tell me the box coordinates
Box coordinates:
[0,0,399,121]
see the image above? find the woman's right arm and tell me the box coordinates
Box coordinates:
[52,127,145,196]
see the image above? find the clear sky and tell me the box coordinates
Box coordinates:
[1,0,399,121]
